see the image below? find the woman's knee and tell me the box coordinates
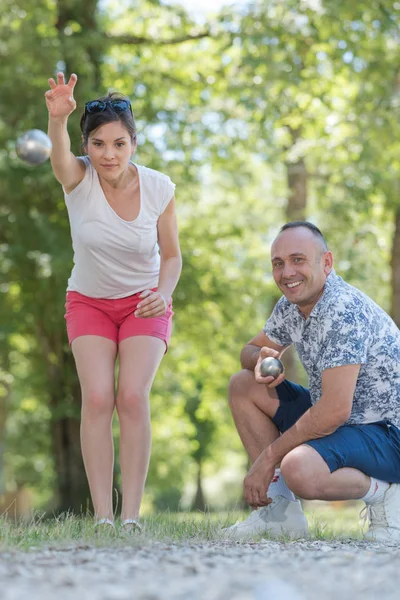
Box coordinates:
[116,388,149,419]
[82,388,115,419]
[281,446,327,499]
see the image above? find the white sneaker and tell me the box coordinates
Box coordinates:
[223,496,308,540]
[363,483,400,542]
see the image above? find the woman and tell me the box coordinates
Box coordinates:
[45,72,182,531]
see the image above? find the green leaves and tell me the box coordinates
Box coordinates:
[1,0,400,512]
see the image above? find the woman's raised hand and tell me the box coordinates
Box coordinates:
[45,72,77,119]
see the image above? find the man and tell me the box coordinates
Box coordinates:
[225,221,400,541]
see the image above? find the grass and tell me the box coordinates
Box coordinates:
[303,500,366,540]
[0,501,367,551]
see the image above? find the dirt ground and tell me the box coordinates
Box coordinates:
[0,538,398,600]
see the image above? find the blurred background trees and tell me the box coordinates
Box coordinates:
[0,0,399,516]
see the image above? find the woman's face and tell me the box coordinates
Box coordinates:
[86,121,136,180]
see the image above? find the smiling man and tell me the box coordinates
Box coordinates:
[225,221,400,541]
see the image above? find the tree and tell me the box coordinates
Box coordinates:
[1,0,400,513]
[0,0,214,512]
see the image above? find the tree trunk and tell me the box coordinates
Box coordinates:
[36,319,91,514]
[0,378,9,497]
[45,0,102,514]
[0,351,11,498]
[391,207,400,327]
[283,155,308,382]
[49,378,91,514]
[286,158,308,222]
[191,462,206,512]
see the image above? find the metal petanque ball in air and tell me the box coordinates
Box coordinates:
[16,129,52,165]
[260,357,284,379]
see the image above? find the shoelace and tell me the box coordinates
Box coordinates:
[359,504,387,528]
[232,505,272,529]
[259,504,274,521]
[359,504,371,526]
[228,497,284,530]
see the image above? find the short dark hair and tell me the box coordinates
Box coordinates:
[80,92,137,145]
[279,221,328,250]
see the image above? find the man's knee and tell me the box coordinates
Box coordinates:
[281,445,329,499]
[228,369,254,407]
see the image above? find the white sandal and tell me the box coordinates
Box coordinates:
[121,518,142,532]
[95,518,115,529]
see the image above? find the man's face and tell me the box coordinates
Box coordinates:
[271,227,333,317]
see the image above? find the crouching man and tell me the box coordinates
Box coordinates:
[225,222,400,541]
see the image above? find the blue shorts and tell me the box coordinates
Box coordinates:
[273,380,400,483]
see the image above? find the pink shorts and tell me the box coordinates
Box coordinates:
[64,289,174,349]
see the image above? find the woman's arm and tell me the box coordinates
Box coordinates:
[45,72,85,192]
[135,196,182,318]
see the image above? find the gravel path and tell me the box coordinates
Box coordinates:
[1,539,399,600]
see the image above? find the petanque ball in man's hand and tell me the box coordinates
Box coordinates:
[260,357,284,379]
[16,129,52,165]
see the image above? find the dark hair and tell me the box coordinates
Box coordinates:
[80,92,137,145]
[279,221,328,250]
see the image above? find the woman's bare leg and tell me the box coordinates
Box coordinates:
[72,335,117,520]
[116,336,165,520]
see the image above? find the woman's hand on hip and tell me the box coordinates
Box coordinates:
[135,290,168,318]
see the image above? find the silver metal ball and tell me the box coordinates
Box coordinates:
[16,129,52,165]
[259,357,284,379]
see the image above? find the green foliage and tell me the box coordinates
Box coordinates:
[1,0,399,512]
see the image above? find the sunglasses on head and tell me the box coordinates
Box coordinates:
[84,98,132,115]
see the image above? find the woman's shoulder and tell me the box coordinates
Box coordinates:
[134,163,176,213]
[63,156,95,200]
[76,155,92,169]
[134,163,174,185]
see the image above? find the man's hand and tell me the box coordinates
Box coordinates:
[254,346,285,388]
[243,452,276,509]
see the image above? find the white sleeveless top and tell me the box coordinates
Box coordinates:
[64,156,175,299]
